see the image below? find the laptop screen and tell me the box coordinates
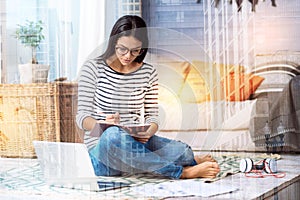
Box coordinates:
[33,141,96,181]
[33,141,130,191]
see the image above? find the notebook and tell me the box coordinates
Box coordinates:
[33,141,130,191]
[90,122,151,137]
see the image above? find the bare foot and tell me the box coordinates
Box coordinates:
[194,154,216,164]
[180,161,220,179]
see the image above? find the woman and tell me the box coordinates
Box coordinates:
[76,15,220,179]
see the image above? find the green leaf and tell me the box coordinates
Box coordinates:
[14,20,45,49]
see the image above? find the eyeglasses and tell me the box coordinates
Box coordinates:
[115,45,144,57]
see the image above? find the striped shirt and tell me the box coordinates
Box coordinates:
[76,59,159,150]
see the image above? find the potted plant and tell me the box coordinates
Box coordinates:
[14,20,50,83]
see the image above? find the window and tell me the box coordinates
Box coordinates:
[118,0,142,16]
[142,0,204,60]
[0,0,141,84]
[0,0,81,83]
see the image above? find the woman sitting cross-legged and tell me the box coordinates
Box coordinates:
[76,15,220,179]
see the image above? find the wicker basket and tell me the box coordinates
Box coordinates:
[57,82,84,143]
[0,82,83,158]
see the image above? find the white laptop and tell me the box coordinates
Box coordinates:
[33,141,130,191]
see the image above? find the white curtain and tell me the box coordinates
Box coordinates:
[48,0,80,80]
[48,0,106,80]
[77,0,106,75]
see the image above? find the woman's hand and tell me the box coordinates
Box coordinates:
[104,112,120,124]
[132,122,158,143]
[133,131,152,143]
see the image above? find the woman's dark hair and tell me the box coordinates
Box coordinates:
[98,15,149,63]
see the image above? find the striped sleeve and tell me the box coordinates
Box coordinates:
[144,64,159,126]
[76,60,98,130]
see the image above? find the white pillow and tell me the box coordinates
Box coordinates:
[159,100,257,131]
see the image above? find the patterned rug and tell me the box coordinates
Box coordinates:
[0,153,280,200]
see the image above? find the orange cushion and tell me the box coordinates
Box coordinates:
[222,72,265,101]
[207,72,265,101]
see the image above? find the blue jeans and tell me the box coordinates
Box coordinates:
[89,126,197,179]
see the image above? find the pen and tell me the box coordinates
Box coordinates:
[94,109,117,115]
